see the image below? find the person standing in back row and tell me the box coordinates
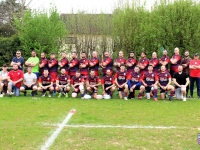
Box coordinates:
[181,50,191,97]
[10,50,24,71]
[170,47,181,77]
[189,53,200,99]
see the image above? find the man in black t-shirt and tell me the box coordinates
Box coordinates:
[173,65,190,101]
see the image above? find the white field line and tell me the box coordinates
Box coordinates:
[41,109,76,150]
[42,123,177,129]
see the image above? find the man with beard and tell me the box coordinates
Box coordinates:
[10,50,24,71]
[89,51,99,76]
[85,69,101,99]
[68,52,79,78]
[181,50,191,97]
[58,52,69,75]
[114,51,126,72]
[114,64,129,100]
[189,53,200,99]
[157,65,175,100]
[149,52,159,74]
[56,68,70,98]
[0,64,9,97]
[70,70,85,98]
[127,66,145,99]
[159,50,170,71]
[79,51,90,78]
[38,69,54,97]
[137,52,149,75]
[126,51,137,77]
[102,69,116,97]
[170,47,182,76]
[48,53,58,80]
[39,52,48,75]
[173,65,190,101]
[7,64,24,97]
[141,65,159,101]
[100,51,113,76]
[25,50,40,78]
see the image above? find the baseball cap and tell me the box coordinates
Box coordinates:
[194,53,199,56]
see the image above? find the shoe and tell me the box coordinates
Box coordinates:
[31,91,35,97]
[24,91,27,96]
[169,96,172,101]
[8,94,12,97]
[58,93,62,98]
[65,93,68,98]
[124,97,128,100]
[188,95,193,98]
[154,98,158,101]
[183,97,186,101]
[48,94,51,97]
[0,94,3,97]
[42,93,46,97]
[138,96,142,100]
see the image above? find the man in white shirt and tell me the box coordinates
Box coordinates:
[0,64,9,97]
[20,66,37,96]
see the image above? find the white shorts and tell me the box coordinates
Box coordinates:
[175,87,185,99]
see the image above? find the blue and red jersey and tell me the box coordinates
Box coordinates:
[38,75,53,86]
[86,76,101,86]
[114,71,128,85]
[137,58,149,74]
[149,58,159,73]
[70,76,84,87]
[79,58,89,76]
[59,57,69,73]
[159,55,170,70]
[126,57,137,73]
[48,58,58,73]
[101,75,115,87]
[39,58,48,74]
[69,58,79,76]
[115,57,126,71]
[142,72,158,86]
[170,54,181,72]
[101,57,113,73]
[89,57,99,71]
[56,74,70,85]
[127,71,142,85]
[157,71,171,86]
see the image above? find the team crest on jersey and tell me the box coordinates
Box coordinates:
[195,62,197,64]
[152,74,154,76]
[110,78,112,80]
[47,78,49,80]
[165,74,167,76]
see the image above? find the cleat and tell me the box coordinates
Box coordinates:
[24,91,27,96]
[0,94,3,97]
[124,97,128,101]
[42,93,46,97]
[138,96,142,100]
[31,91,35,97]
[58,93,62,98]
[183,97,186,101]
[154,98,158,101]
[169,97,172,101]
[48,94,51,97]
[8,94,12,97]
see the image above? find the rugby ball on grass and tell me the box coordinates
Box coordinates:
[84,94,91,99]
[96,95,103,100]
[103,94,111,99]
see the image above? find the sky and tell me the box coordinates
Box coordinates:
[23,0,155,14]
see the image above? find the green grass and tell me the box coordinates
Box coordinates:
[1,95,200,150]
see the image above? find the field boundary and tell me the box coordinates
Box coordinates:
[41,109,76,150]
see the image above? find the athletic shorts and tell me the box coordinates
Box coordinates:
[22,85,36,90]
[175,87,184,99]
[145,86,153,93]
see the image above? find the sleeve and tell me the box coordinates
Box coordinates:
[105,57,112,65]
[12,57,16,62]
[155,74,159,81]
[153,59,159,67]
[143,59,149,67]
[71,59,79,67]
[81,77,84,82]
[93,59,99,65]
[20,71,24,78]
[70,78,74,84]
[21,57,24,64]
[114,73,118,79]
[36,58,39,64]
[97,77,101,83]
[112,77,115,84]
[38,77,42,83]
[51,60,58,67]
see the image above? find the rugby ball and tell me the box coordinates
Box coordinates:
[103,94,111,99]
[96,95,103,100]
[84,94,91,99]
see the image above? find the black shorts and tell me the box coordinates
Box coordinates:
[160,88,166,93]
[145,86,152,93]
[22,85,36,90]
[42,84,51,91]
[105,85,111,94]
[129,84,141,90]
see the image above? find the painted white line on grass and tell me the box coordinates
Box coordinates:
[43,123,177,129]
[41,109,76,150]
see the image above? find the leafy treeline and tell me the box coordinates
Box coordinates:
[113,0,200,58]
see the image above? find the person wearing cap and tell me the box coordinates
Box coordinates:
[20,66,37,96]
[0,64,9,97]
[10,50,24,71]
[189,53,200,99]
[181,50,192,97]
[25,50,40,78]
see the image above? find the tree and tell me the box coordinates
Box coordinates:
[14,7,68,56]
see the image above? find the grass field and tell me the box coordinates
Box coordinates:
[1,94,200,150]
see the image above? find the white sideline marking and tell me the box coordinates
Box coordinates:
[41,109,76,150]
[43,123,177,129]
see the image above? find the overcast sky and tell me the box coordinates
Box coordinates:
[23,0,155,14]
